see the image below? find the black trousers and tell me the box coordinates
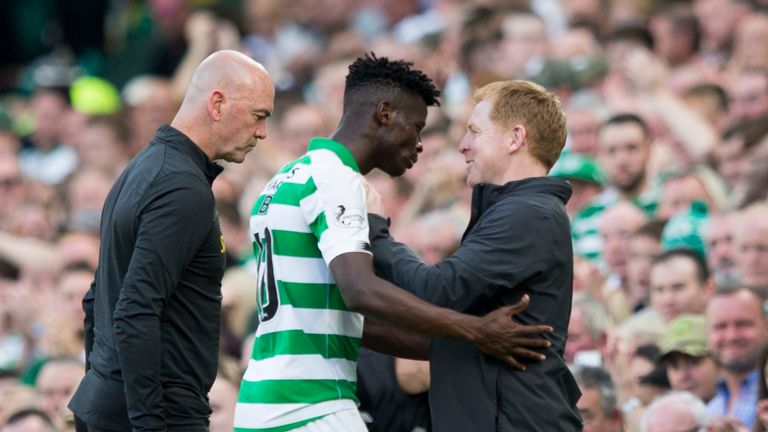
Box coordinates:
[76,415,207,432]
[73,417,121,432]
[84,423,208,432]
[86,426,129,432]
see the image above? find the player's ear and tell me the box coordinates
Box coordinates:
[208,90,225,121]
[375,101,393,125]
[507,124,527,154]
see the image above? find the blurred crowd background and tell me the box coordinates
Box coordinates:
[2,0,768,431]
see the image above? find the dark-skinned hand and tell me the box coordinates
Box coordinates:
[470,294,553,370]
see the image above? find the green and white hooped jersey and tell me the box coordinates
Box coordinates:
[234,138,371,432]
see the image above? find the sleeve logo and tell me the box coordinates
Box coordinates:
[333,205,366,228]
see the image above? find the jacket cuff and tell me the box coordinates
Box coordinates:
[367,214,390,241]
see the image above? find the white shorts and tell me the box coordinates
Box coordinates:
[292,409,368,432]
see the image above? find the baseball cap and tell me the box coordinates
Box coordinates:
[549,151,606,186]
[659,314,709,361]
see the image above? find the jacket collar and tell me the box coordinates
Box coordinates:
[471,177,572,211]
[464,177,572,239]
[156,125,223,184]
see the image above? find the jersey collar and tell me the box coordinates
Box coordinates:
[308,137,361,173]
[157,124,223,183]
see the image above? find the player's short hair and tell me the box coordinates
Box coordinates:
[640,392,709,432]
[573,366,618,417]
[652,248,710,284]
[4,408,56,429]
[602,112,650,138]
[632,219,666,242]
[685,83,728,113]
[572,293,609,340]
[474,80,567,170]
[344,53,441,108]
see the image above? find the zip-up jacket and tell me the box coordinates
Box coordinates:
[69,125,226,432]
[369,176,583,431]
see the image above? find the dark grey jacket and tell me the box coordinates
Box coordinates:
[369,177,582,432]
[69,125,225,432]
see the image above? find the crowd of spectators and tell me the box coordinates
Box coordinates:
[2,0,768,431]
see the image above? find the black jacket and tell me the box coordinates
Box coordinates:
[369,177,582,432]
[357,348,432,432]
[69,125,225,432]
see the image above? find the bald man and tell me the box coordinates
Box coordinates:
[599,201,648,285]
[68,50,275,432]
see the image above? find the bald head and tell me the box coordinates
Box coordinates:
[172,50,275,163]
[181,50,271,110]
[640,391,708,432]
[601,201,648,231]
[600,201,648,277]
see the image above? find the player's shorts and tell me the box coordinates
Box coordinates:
[292,409,367,432]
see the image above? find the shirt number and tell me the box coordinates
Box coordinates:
[254,229,279,322]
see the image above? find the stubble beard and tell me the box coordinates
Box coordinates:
[715,344,764,374]
[617,170,646,196]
